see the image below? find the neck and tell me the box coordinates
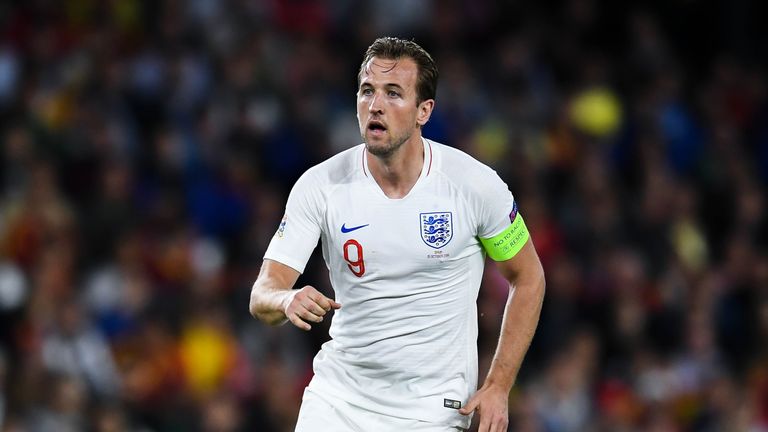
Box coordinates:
[367,134,424,199]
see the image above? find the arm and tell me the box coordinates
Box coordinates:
[482,239,545,391]
[459,239,545,431]
[249,259,341,331]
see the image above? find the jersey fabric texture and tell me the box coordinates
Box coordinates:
[296,388,467,432]
[264,138,518,429]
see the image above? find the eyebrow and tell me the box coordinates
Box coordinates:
[359,82,406,91]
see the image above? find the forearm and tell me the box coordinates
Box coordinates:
[248,260,299,325]
[484,271,545,392]
[249,282,293,325]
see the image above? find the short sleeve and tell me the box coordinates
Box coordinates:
[476,170,516,239]
[475,169,530,261]
[263,170,324,273]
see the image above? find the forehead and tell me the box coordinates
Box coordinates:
[359,56,418,88]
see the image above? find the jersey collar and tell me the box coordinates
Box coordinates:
[361,137,434,200]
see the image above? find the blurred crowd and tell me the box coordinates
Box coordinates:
[0,1,767,431]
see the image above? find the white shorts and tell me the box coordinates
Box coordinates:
[295,388,466,432]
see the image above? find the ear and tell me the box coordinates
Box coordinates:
[416,99,435,126]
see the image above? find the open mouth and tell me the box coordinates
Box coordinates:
[367,120,387,133]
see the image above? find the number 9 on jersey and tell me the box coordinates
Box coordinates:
[343,239,365,277]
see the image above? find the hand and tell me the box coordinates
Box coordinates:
[282,286,341,331]
[459,384,509,432]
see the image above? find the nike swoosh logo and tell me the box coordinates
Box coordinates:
[341,223,369,233]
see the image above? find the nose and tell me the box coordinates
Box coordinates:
[368,91,384,114]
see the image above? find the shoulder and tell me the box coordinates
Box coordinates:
[428,139,507,192]
[295,144,365,190]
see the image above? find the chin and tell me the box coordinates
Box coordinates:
[364,139,391,156]
[365,132,412,157]
[364,141,387,155]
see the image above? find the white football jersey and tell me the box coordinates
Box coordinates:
[264,138,518,429]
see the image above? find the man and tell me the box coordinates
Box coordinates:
[249,37,545,432]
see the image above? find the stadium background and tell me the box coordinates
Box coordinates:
[0,0,767,431]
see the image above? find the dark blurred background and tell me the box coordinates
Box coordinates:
[0,0,767,431]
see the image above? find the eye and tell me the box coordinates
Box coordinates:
[387,90,400,97]
[360,88,373,96]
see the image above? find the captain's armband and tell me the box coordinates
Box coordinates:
[479,214,530,261]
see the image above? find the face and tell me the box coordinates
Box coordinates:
[357,57,434,157]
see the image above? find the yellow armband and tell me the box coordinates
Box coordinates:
[480,214,530,261]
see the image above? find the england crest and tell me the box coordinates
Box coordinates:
[420,212,453,248]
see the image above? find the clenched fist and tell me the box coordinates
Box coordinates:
[283,286,342,331]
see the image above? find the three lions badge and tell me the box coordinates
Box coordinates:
[420,212,453,248]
